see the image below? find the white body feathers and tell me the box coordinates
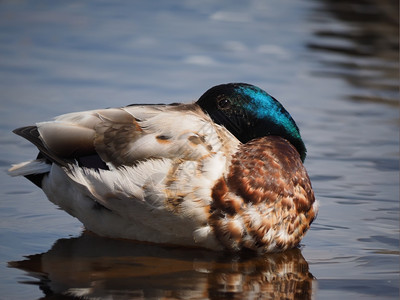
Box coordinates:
[10,104,239,250]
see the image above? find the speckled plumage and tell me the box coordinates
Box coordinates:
[209,136,316,252]
[9,83,317,253]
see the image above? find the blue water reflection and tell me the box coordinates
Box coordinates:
[9,232,316,299]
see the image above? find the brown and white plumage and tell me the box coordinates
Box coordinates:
[9,83,318,253]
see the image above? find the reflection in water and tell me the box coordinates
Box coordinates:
[9,232,315,299]
[307,0,399,105]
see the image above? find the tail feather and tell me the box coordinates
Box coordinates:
[8,159,51,188]
[8,159,51,177]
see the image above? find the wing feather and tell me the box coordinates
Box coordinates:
[15,103,240,169]
[37,122,95,157]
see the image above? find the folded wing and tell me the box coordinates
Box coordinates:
[14,103,237,170]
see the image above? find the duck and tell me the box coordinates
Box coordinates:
[9,83,318,253]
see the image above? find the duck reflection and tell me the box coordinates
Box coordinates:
[9,232,315,299]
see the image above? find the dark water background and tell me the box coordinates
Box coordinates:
[0,0,398,299]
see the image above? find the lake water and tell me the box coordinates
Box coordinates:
[0,0,398,299]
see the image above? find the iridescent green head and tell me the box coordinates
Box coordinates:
[197,83,307,162]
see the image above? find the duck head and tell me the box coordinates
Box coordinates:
[196,83,306,162]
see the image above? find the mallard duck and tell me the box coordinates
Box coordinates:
[9,83,318,253]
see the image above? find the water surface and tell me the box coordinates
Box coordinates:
[0,0,398,299]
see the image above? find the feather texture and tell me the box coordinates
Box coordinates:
[9,83,317,253]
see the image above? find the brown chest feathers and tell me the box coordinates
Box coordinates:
[210,136,317,253]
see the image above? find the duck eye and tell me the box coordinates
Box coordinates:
[217,98,231,110]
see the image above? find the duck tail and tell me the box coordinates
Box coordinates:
[10,125,72,188]
[8,159,51,177]
[8,159,51,188]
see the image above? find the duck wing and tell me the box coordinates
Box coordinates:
[14,103,235,170]
[11,103,240,248]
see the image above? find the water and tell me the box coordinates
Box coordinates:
[0,0,398,299]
